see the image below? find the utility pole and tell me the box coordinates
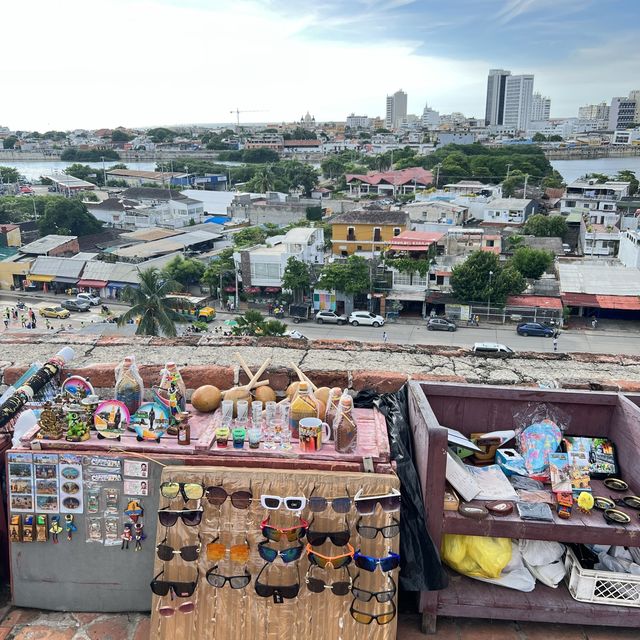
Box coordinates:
[435,163,442,189]
[523,173,529,198]
[101,156,107,187]
[506,163,512,179]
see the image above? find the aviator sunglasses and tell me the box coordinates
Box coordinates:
[206,537,251,563]
[157,600,195,617]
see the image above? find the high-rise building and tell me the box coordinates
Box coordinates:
[346,114,371,129]
[628,90,640,125]
[485,69,511,126]
[530,93,551,121]
[503,74,534,130]
[385,89,407,129]
[609,93,638,130]
[421,103,440,128]
[578,102,610,121]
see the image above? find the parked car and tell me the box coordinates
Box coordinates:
[39,306,71,319]
[348,311,385,327]
[516,322,555,337]
[315,310,348,325]
[472,342,514,357]
[61,299,91,312]
[427,317,457,332]
[285,330,307,340]
[77,292,101,306]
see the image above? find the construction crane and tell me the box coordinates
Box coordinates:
[230,108,266,128]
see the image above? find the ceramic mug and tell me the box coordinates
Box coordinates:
[298,417,331,453]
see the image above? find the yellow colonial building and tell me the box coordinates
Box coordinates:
[330,210,409,256]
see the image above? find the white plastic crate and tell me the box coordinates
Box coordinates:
[564,547,640,608]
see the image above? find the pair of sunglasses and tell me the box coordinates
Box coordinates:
[611,495,640,510]
[254,562,300,599]
[157,600,195,617]
[160,482,204,502]
[157,506,203,527]
[258,540,303,563]
[156,537,201,562]
[306,543,355,569]
[354,488,401,515]
[306,520,351,547]
[150,569,199,598]
[356,518,400,540]
[261,517,308,542]
[206,537,250,563]
[308,488,352,514]
[305,566,352,596]
[352,575,396,603]
[206,566,251,589]
[260,494,306,511]
[205,486,252,509]
[350,601,396,626]
[354,550,400,573]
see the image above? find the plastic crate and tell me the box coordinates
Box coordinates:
[564,547,640,608]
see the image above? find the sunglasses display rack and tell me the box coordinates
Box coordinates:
[150,466,401,640]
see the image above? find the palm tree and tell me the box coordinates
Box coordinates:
[118,268,187,337]
[254,165,275,193]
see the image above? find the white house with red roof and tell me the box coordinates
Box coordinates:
[345,167,434,196]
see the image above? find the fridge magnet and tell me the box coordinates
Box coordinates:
[65,514,77,541]
[36,515,49,542]
[124,499,144,522]
[49,515,63,543]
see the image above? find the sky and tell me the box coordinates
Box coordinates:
[2,0,639,131]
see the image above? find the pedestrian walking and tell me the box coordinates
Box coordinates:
[591,318,598,330]
[553,336,558,352]
[20,315,26,328]
[12,308,17,321]
[4,308,9,320]
[28,307,35,322]
[3,319,8,330]
[382,331,388,344]
[32,316,36,329]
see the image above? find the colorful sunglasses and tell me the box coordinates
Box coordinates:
[352,574,397,603]
[258,540,303,564]
[150,569,199,598]
[157,506,203,527]
[206,566,251,589]
[254,562,300,600]
[205,485,252,509]
[160,482,204,502]
[156,536,201,562]
[350,601,396,625]
[206,537,250,563]
[261,517,309,542]
[306,520,351,547]
[306,543,355,569]
[356,517,400,540]
[260,494,306,511]
[354,488,401,515]
[305,566,352,596]
[157,600,195,617]
[354,549,400,573]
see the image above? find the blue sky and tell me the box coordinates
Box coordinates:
[2,0,638,129]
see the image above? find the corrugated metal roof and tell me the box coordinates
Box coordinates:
[506,295,563,310]
[81,261,115,281]
[111,230,220,259]
[561,292,640,310]
[558,261,640,296]
[20,235,77,255]
[30,256,85,278]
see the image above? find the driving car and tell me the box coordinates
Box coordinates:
[427,317,457,332]
[315,310,348,325]
[516,322,555,337]
[39,306,71,319]
[76,292,101,306]
[348,311,385,327]
[472,342,514,357]
[61,299,91,312]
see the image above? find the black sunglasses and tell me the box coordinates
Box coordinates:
[157,506,203,527]
[305,567,352,596]
[156,536,201,562]
[150,569,199,598]
[254,563,300,600]
[205,485,252,509]
[308,487,351,513]
[356,517,400,540]
[206,566,251,589]
[352,574,397,603]
[306,519,351,547]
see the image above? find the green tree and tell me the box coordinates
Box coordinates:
[231,310,286,336]
[65,163,103,186]
[0,166,20,183]
[306,205,323,221]
[117,268,186,337]
[201,248,235,294]
[548,216,568,238]
[2,136,18,149]
[233,227,267,248]
[147,127,176,143]
[584,173,609,184]
[242,148,280,163]
[617,170,638,196]
[162,255,205,287]
[541,170,565,189]
[111,129,133,142]
[548,135,563,142]
[502,170,526,197]
[61,149,119,162]
[316,255,369,295]
[280,159,318,196]
[523,214,567,238]
[282,257,311,302]
[450,251,525,304]
[248,165,275,193]
[38,199,102,236]
[532,133,547,143]
[282,127,317,141]
[321,156,348,180]
[510,247,554,279]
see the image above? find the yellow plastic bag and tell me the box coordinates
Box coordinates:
[441,534,512,579]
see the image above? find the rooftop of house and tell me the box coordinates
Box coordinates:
[30,256,86,278]
[345,167,434,187]
[485,198,533,209]
[388,230,444,251]
[329,210,409,226]
[20,235,77,255]
[0,224,19,233]
[283,227,319,244]
[87,197,139,211]
[283,139,321,146]
[106,169,186,179]
[120,228,183,242]
[558,260,640,296]
[111,230,221,259]
[120,187,189,201]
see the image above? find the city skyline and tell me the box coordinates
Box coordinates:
[1,0,639,130]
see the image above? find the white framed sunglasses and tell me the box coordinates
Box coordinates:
[260,494,307,511]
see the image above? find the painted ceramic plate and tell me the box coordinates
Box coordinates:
[129,402,169,431]
[94,400,130,431]
[61,467,80,480]
[62,376,95,400]
[62,482,80,495]
[62,497,80,510]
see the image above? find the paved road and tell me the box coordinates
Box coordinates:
[1,293,637,355]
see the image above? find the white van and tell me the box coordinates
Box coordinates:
[472,342,514,357]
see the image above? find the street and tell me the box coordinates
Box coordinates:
[1,293,638,355]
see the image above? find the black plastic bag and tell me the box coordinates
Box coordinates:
[355,386,447,592]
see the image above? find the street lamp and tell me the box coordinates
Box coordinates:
[434,163,442,189]
[487,270,493,320]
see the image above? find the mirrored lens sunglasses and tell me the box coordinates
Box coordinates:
[354,550,400,573]
[160,482,204,502]
[258,540,303,563]
[350,601,396,625]
[306,543,354,569]
[261,517,309,542]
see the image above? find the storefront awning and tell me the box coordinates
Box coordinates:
[107,282,133,289]
[386,290,426,301]
[78,279,108,288]
[561,292,640,310]
[28,274,55,283]
[54,276,79,284]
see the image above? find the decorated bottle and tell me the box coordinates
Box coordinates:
[334,392,357,453]
[114,356,144,416]
[159,362,187,411]
[289,382,319,440]
[324,387,343,440]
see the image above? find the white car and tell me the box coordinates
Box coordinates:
[76,292,101,306]
[285,330,307,340]
[348,311,385,327]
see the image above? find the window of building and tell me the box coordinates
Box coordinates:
[436,275,444,285]
[373,227,382,241]
[357,245,363,251]
[566,200,576,207]
[347,227,356,241]
[341,250,348,257]
[250,262,281,281]
[393,228,401,237]
[486,239,495,247]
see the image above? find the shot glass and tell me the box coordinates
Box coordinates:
[232,428,246,449]
[221,400,234,427]
[251,401,263,427]
[236,400,249,423]
[248,426,262,449]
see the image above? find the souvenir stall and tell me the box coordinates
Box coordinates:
[408,381,640,633]
[2,348,400,638]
